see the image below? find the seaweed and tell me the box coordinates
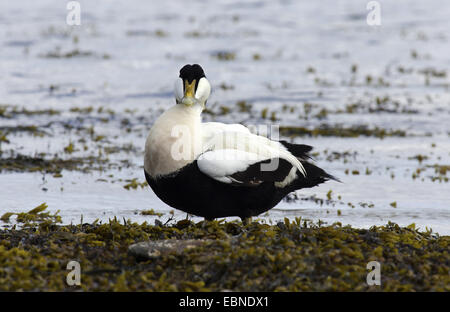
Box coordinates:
[280,125,407,138]
[0,153,108,174]
[0,208,448,291]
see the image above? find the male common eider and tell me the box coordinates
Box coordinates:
[144,64,337,222]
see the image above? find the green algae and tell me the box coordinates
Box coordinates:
[236,100,252,112]
[40,49,110,59]
[123,179,148,190]
[140,209,164,217]
[0,125,49,137]
[0,153,82,173]
[1,203,62,227]
[212,51,236,61]
[126,29,168,37]
[0,131,9,144]
[0,153,108,174]
[0,208,448,291]
[0,105,61,118]
[410,164,450,183]
[280,125,407,138]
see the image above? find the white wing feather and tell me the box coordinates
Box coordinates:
[198,122,306,186]
[197,149,267,184]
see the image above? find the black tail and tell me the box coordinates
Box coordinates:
[290,161,340,191]
[279,140,313,160]
[280,140,340,190]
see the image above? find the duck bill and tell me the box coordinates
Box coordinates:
[181,79,196,106]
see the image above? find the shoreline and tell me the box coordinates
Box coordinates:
[1,207,448,291]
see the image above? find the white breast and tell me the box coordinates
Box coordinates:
[144,105,203,177]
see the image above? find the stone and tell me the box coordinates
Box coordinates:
[128,239,212,260]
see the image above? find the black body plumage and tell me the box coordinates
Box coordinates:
[144,64,337,221]
[145,142,337,220]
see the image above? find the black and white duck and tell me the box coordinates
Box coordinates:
[144,64,338,223]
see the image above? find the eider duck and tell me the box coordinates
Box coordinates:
[144,64,337,223]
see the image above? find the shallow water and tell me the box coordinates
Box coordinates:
[1,1,449,233]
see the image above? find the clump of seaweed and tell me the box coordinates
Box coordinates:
[0,105,61,118]
[0,125,49,137]
[212,51,236,61]
[0,131,9,144]
[139,209,163,217]
[40,48,110,59]
[123,179,148,190]
[0,152,108,174]
[0,153,81,173]
[126,29,168,37]
[1,203,61,229]
[0,209,448,291]
[280,125,407,138]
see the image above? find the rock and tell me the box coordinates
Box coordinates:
[128,239,212,260]
[276,222,287,230]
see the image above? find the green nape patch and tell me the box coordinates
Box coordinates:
[0,208,448,291]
